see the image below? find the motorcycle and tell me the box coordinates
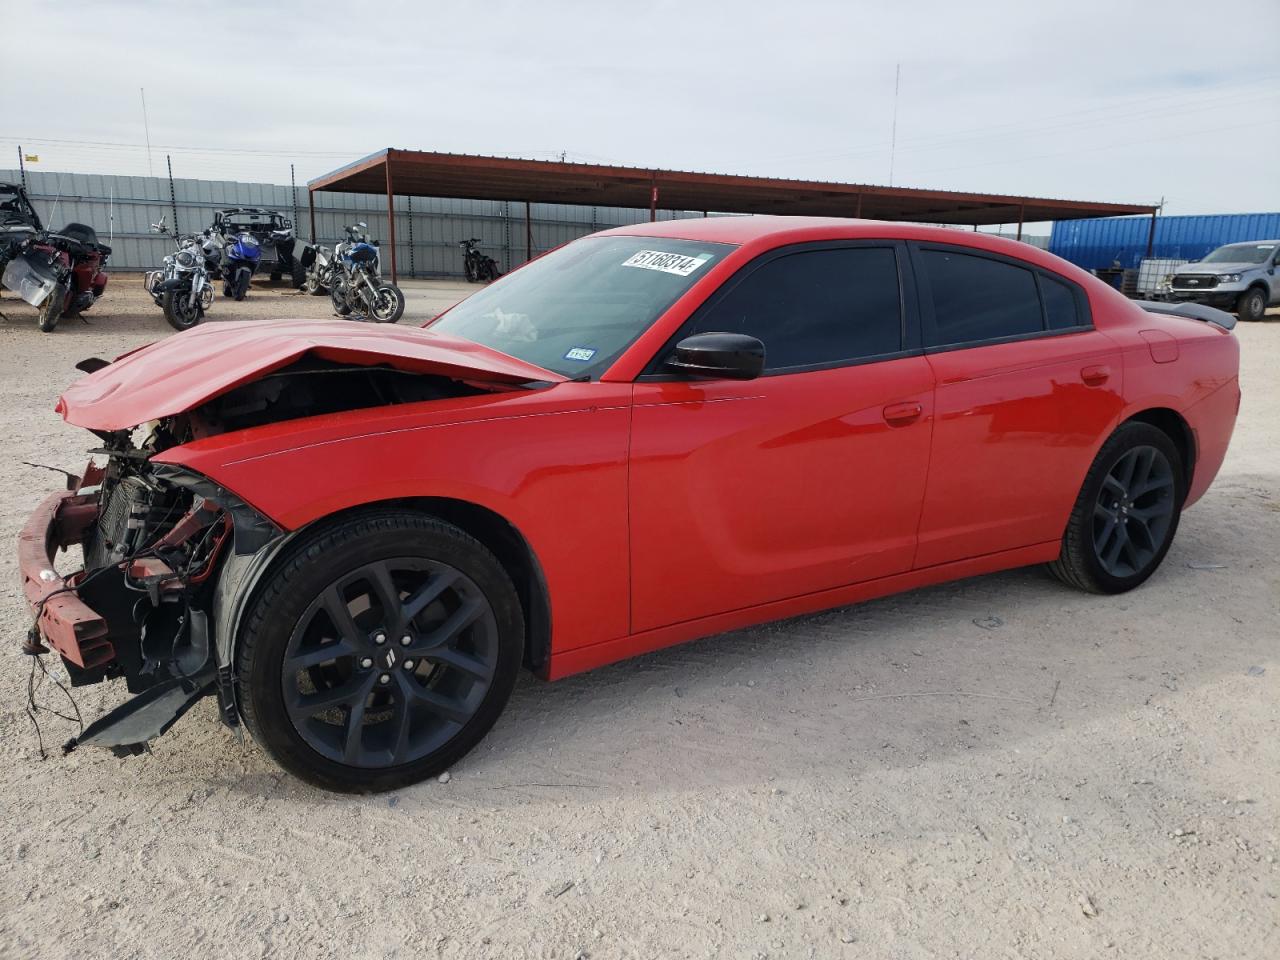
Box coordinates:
[222,229,261,301]
[0,222,110,332]
[299,241,334,296]
[144,216,217,331]
[459,237,501,282]
[329,222,405,323]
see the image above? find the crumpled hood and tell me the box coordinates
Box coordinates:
[57,319,565,431]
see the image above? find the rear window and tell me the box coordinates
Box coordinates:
[919,249,1043,346]
[1041,274,1084,330]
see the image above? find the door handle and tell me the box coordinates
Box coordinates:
[882,401,923,426]
[1080,364,1111,386]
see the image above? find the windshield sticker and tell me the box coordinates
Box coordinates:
[564,347,597,362]
[620,249,712,277]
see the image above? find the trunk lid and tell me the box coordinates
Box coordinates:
[57,319,565,431]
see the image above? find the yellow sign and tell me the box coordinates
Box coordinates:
[23,154,38,162]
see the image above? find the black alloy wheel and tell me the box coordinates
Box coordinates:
[236,511,523,792]
[1048,421,1185,594]
[281,557,501,768]
[1091,445,1176,578]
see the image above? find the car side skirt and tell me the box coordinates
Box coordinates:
[547,540,1061,680]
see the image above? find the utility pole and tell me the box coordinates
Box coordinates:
[888,63,901,187]
[140,87,155,177]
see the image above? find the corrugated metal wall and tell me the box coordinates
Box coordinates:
[0,169,702,275]
[1049,212,1280,272]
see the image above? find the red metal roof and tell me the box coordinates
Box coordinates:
[309,148,1157,225]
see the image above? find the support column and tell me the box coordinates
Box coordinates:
[525,201,532,264]
[649,178,658,222]
[1015,203,1025,242]
[855,194,863,218]
[384,157,398,284]
[1145,210,1157,259]
[308,188,316,244]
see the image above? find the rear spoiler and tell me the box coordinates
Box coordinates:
[1134,300,1236,331]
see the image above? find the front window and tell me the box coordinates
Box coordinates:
[1201,243,1276,265]
[429,235,733,378]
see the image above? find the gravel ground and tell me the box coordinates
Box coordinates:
[0,280,1276,960]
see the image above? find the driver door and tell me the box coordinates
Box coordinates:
[628,242,935,633]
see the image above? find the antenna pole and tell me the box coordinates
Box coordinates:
[888,63,901,187]
[17,146,26,189]
[166,154,179,236]
[140,87,155,177]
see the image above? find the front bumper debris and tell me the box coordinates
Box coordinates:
[18,476,114,669]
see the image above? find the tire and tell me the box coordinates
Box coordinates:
[464,259,477,283]
[235,510,524,792]
[330,279,352,316]
[233,271,250,301]
[369,283,405,323]
[291,259,307,290]
[270,271,282,283]
[1236,287,1267,322]
[37,286,65,332]
[161,287,202,331]
[1048,421,1185,594]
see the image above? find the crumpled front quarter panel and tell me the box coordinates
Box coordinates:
[155,382,633,653]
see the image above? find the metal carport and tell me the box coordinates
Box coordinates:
[308,148,1159,283]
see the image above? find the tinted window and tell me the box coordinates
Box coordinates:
[689,247,901,370]
[920,249,1043,346]
[1041,274,1083,330]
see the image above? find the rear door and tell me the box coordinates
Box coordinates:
[910,243,1125,568]
[628,241,935,633]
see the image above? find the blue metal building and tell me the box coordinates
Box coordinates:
[1049,212,1280,271]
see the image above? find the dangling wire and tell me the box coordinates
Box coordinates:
[24,647,83,761]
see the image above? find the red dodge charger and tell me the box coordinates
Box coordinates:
[20,217,1240,791]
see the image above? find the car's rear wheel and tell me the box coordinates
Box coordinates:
[1048,421,1184,594]
[236,511,523,792]
[1236,287,1267,321]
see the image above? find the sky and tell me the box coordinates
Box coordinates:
[2,0,1277,222]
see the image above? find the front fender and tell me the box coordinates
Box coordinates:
[153,382,634,655]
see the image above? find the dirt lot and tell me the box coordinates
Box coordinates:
[0,280,1276,960]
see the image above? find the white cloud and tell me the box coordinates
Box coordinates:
[2,0,1276,216]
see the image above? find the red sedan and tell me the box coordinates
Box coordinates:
[20,217,1240,791]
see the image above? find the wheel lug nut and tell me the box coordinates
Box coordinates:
[399,635,412,647]
[373,633,387,645]
[378,674,391,685]
[359,657,373,669]
[403,659,415,670]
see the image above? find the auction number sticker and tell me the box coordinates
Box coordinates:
[621,249,712,277]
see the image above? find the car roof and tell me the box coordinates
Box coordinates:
[596,214,1089,280]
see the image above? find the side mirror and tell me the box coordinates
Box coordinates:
[664,332,764,380]
[151,215,168,234]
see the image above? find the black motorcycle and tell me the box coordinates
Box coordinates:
[459,237,501,283]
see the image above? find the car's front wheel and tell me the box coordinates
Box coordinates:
[236,511,524,792]
[1236,287,1267,321]
[1048,421,1185,594]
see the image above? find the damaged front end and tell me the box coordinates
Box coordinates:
[19,422,280,756]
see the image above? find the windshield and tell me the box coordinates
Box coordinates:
[429,235,733,378]
[1202,242,1276,264]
